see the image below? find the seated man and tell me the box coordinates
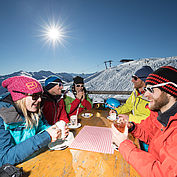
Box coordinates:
[42,76,69,125]
[112,66,177,176]
[110,65,153,151]
[64,76,92,117]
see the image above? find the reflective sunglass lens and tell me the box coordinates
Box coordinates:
[144,87,154,93]
[148,88,154,93]
[132,76,138,81]
[32,93,42,100]
[143,87,147,92]
[76,85,84,87]
[58,83,63,87]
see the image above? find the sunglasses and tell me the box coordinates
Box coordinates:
[76,84,84,88]
[144,82,177,93]
[48,82,63,87]
[12,90,43,100]
[132,75,146,81]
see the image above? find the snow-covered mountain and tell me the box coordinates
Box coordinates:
[0,70,93,95]
[84,56,177,100]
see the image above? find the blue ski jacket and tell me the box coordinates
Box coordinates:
[0,92,51,167]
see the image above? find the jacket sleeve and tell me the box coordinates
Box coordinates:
[131,115,154,144]
[81,95,92,110]
[115,91,134,114]
[128,109,150,124]
[58,99,69,123]
[0,117,51,166]
[119,137,177,177]
[65,95,81,114]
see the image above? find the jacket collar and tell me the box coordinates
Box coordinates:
[157,101,177,127]
[43,89,62,102]
[134,89,149,102]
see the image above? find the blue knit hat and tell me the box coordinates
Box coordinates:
[134,66,153,82]
[44,76,63,90]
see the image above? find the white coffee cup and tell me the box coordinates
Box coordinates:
[55,120,66,139]
[70,115,78,127]
[110,112,117,120]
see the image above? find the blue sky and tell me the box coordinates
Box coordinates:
[0,0,177,75]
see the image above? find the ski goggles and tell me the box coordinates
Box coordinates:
[75,84,84,88]
[12,90,43,100]
[48,82,63,87]
[144,82,177,93]
[132,75,146,81]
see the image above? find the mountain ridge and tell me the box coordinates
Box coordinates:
[0,56,177,97]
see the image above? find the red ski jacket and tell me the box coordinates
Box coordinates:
[42,94,69,125]
[64,91,92,117]
[119,110,177,177]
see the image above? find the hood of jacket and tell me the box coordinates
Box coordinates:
[0,92,24,124]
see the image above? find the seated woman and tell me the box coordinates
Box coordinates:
[64,76,92,117]
[0,76,68,166]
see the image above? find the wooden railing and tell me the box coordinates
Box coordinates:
[87,90,132,95]
[87,90,132,103]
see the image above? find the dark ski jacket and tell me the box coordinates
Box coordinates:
[42,90,69,125]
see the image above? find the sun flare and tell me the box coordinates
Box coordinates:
[39,19,68,49]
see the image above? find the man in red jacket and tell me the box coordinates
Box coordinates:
[42,76,69,125]
[112,66,177,177]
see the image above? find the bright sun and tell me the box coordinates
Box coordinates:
[39,19,68,49]
[48,27,60,40]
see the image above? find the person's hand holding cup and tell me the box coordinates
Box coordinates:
[55,120,68,140]
[111,115,128,147]
[46,125,62,142]
[113,116,128,133]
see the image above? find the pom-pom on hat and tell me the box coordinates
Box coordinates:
[73,76,84,84]
[134,66,153,82]
[44,75,63,91]
[2,76,43,101]
[145,66,177,97]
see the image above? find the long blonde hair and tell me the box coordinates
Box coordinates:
[15,97,41,129]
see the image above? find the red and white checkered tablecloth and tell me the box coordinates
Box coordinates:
[69,125,114,154]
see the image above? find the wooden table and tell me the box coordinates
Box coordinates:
[17,108,140,177]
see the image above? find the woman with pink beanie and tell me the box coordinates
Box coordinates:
[0,76,68,167]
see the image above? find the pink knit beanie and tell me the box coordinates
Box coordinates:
[2,76,43,101]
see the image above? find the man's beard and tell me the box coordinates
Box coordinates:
[149,91,169,111]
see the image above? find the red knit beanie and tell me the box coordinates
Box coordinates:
[2,76,43,101]
[145,66,177,97]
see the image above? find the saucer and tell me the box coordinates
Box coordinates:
[68,123,81,129]
[81,113,93,118]
[48,132,74,150]
[107,116,117,121]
